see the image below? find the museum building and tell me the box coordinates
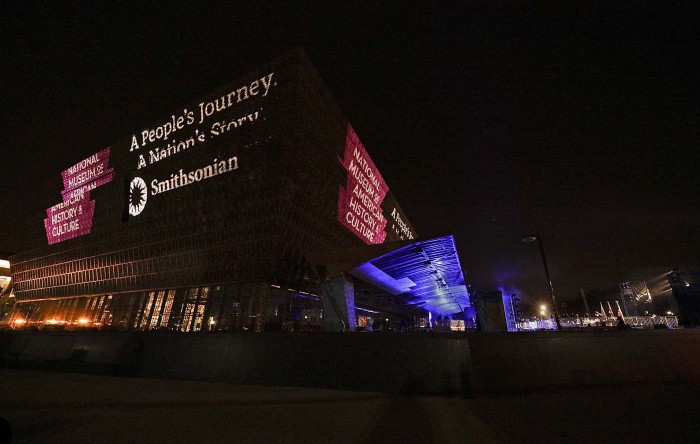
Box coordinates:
[8,50,471,332]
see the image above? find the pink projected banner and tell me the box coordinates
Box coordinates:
[44,194,95,245]
[46,189,91,219]
[44,147,115,245]
[61,169,114,200]
[337,126,389,245]
[61,147,114,192]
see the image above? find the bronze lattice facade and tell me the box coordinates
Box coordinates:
[9,50,417,332]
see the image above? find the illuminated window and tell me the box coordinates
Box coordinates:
[180,288,199,332]
[192,287,209,332]
[138,292,156,330]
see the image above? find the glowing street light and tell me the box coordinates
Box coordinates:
[523,234,562,331]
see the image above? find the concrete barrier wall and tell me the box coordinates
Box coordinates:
[119,333,471,394]
[468,330,700,393]
[1,330,699,395]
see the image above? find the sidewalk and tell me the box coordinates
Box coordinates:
[1,369,699,443]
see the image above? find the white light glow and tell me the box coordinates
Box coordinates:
[0,259,10,268]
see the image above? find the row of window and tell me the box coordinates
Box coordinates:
[11,282,323,333]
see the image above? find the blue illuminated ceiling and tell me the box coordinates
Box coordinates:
[347,236,470,315]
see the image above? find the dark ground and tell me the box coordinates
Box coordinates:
[1,369,699,443]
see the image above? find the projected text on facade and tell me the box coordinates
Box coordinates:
[125,73,276,216]
[337,126,389,244]
[44,147,115,245]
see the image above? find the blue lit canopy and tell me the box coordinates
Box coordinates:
[308,236,470,316]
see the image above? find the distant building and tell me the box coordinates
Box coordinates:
[619,281,654,316]
[668,269,700,327]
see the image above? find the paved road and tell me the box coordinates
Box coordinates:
[1,369,699,443]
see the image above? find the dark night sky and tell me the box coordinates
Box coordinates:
[1,2,698,309]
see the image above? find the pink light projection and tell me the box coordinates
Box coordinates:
[337,125,389,245]
[61,147,114,192]
[44,147,114,245]
[61,169,115,200]
[44,193,96,245]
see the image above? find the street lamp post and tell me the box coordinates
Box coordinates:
[523,234,562,331]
